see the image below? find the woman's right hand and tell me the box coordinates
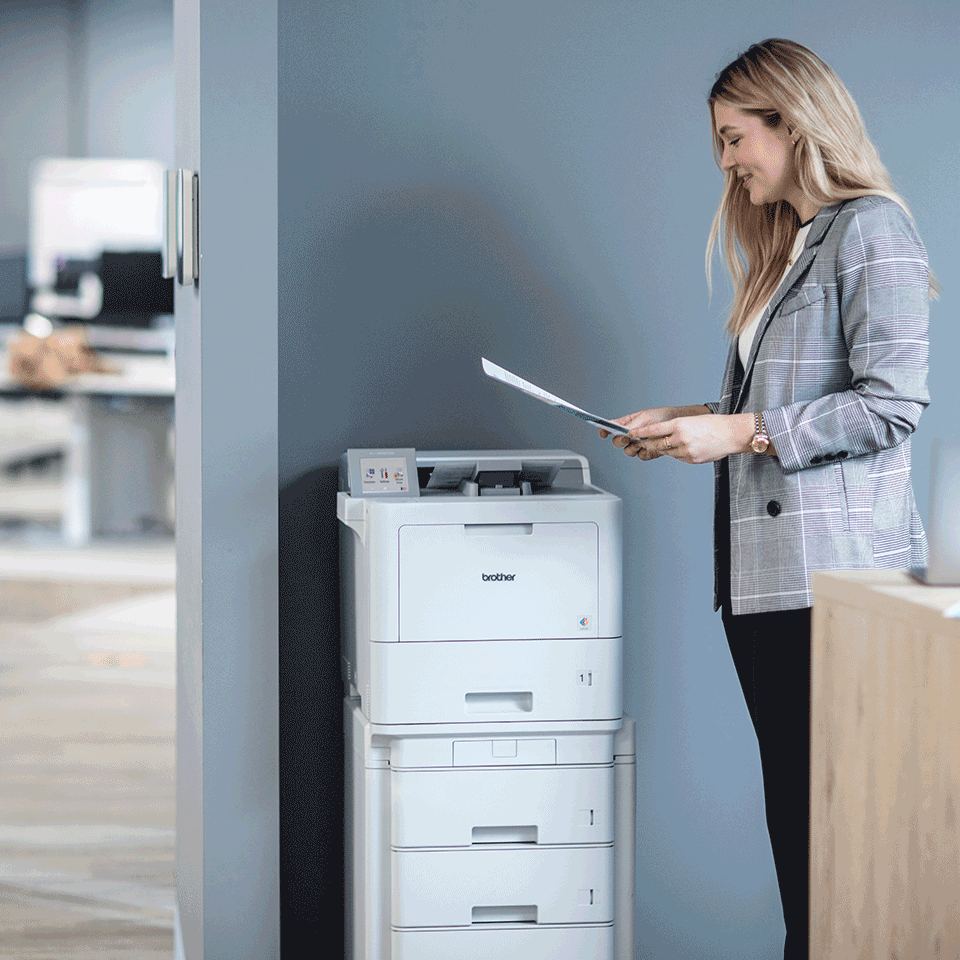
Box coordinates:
[599,405,711,460]
[599,406,679,459]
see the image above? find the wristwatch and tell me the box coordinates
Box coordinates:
[750,412,770,454]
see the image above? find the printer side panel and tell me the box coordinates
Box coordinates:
[339,515,357,691]
[339,509,369,701]
[338,495,382,711]
[597,495,623,641]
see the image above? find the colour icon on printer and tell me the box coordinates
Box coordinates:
[580,617,589,628]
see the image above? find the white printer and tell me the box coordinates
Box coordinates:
[339,449,635,960]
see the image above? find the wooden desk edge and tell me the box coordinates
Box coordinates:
[812,569,960,637]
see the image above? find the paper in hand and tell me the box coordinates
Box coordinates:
[481,357,631,436]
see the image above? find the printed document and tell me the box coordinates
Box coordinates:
[481,357,631,436]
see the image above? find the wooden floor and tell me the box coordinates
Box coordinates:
[0,538,175,959]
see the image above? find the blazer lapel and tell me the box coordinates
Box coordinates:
[732,202,846,413]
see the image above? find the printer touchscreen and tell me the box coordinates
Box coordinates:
[359,456,410,494]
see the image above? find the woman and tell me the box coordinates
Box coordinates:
[601,39,935,959]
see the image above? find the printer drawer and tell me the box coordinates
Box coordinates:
[367,636,622,724]
[392,924,614,960]
[399,522,599,641]
[391,845,614,928]
[391,765,615,848]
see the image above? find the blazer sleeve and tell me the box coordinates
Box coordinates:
[762,199,930,475]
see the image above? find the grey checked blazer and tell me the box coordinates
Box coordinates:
[707,195,930,615]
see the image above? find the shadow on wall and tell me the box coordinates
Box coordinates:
[278,463,343,927]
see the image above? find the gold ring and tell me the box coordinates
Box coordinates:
[663,437,671,451]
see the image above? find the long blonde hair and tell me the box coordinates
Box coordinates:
[706,39,938,336]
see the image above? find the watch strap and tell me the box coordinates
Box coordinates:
[751,411,769,453]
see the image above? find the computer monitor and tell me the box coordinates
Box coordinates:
[53,250,173,328]
[29,158,164,286]
[28,158,171,339]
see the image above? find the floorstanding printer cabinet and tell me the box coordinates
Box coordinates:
[810,570,960,959]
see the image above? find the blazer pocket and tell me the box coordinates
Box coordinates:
[832,461,850,532]
[832,458,875,536]
[778,283,826,317]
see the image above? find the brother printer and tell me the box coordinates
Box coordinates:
[339,449,635,960]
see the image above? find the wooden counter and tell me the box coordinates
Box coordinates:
[811,570,960,959]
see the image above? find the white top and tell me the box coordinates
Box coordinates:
[738,222,813,366]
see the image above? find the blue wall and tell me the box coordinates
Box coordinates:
[278,2,959,956]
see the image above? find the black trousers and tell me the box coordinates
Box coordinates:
[721,606,811,960]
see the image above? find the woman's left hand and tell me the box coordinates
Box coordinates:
[631,413,763,463]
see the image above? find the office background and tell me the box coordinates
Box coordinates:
[2,1,955,957]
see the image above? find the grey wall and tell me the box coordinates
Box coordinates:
[79,0,174,164]
[0,1,70,251]
[174,0,202,955]
[0,0,173,251]
[278,1,958,957]
[174,0,279,956]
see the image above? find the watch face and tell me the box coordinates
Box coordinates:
[751,435,770,454]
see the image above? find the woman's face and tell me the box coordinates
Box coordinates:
[713,101,798,208]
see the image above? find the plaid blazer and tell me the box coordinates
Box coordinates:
[707,196,930,614]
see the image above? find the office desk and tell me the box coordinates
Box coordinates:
[0,351,175,543]
[810,570,960,959]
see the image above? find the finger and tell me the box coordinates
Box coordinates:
[624,439,653,459]
[631,419,674,440]
[626,426,661,442]
[614,412,656,432]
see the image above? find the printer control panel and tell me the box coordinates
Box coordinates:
[342,448,420,497]
[341,448,595,500]
[360,454,411,494]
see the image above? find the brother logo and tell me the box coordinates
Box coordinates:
[481,573,516,582]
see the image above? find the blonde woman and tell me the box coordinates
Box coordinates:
[601,39,934,959]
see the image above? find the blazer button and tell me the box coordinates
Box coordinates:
[767,500,782,517]
[837,451,849,459]
[824,452,836,461]
[811,456,822,465]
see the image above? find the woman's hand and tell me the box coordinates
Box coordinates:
[601,409,770,463]
[599,406,686,460]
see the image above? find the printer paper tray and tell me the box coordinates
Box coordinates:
[392,764,615,846]
[392,845,615,927]
[392,924,614,960]
[365,636,621,725]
